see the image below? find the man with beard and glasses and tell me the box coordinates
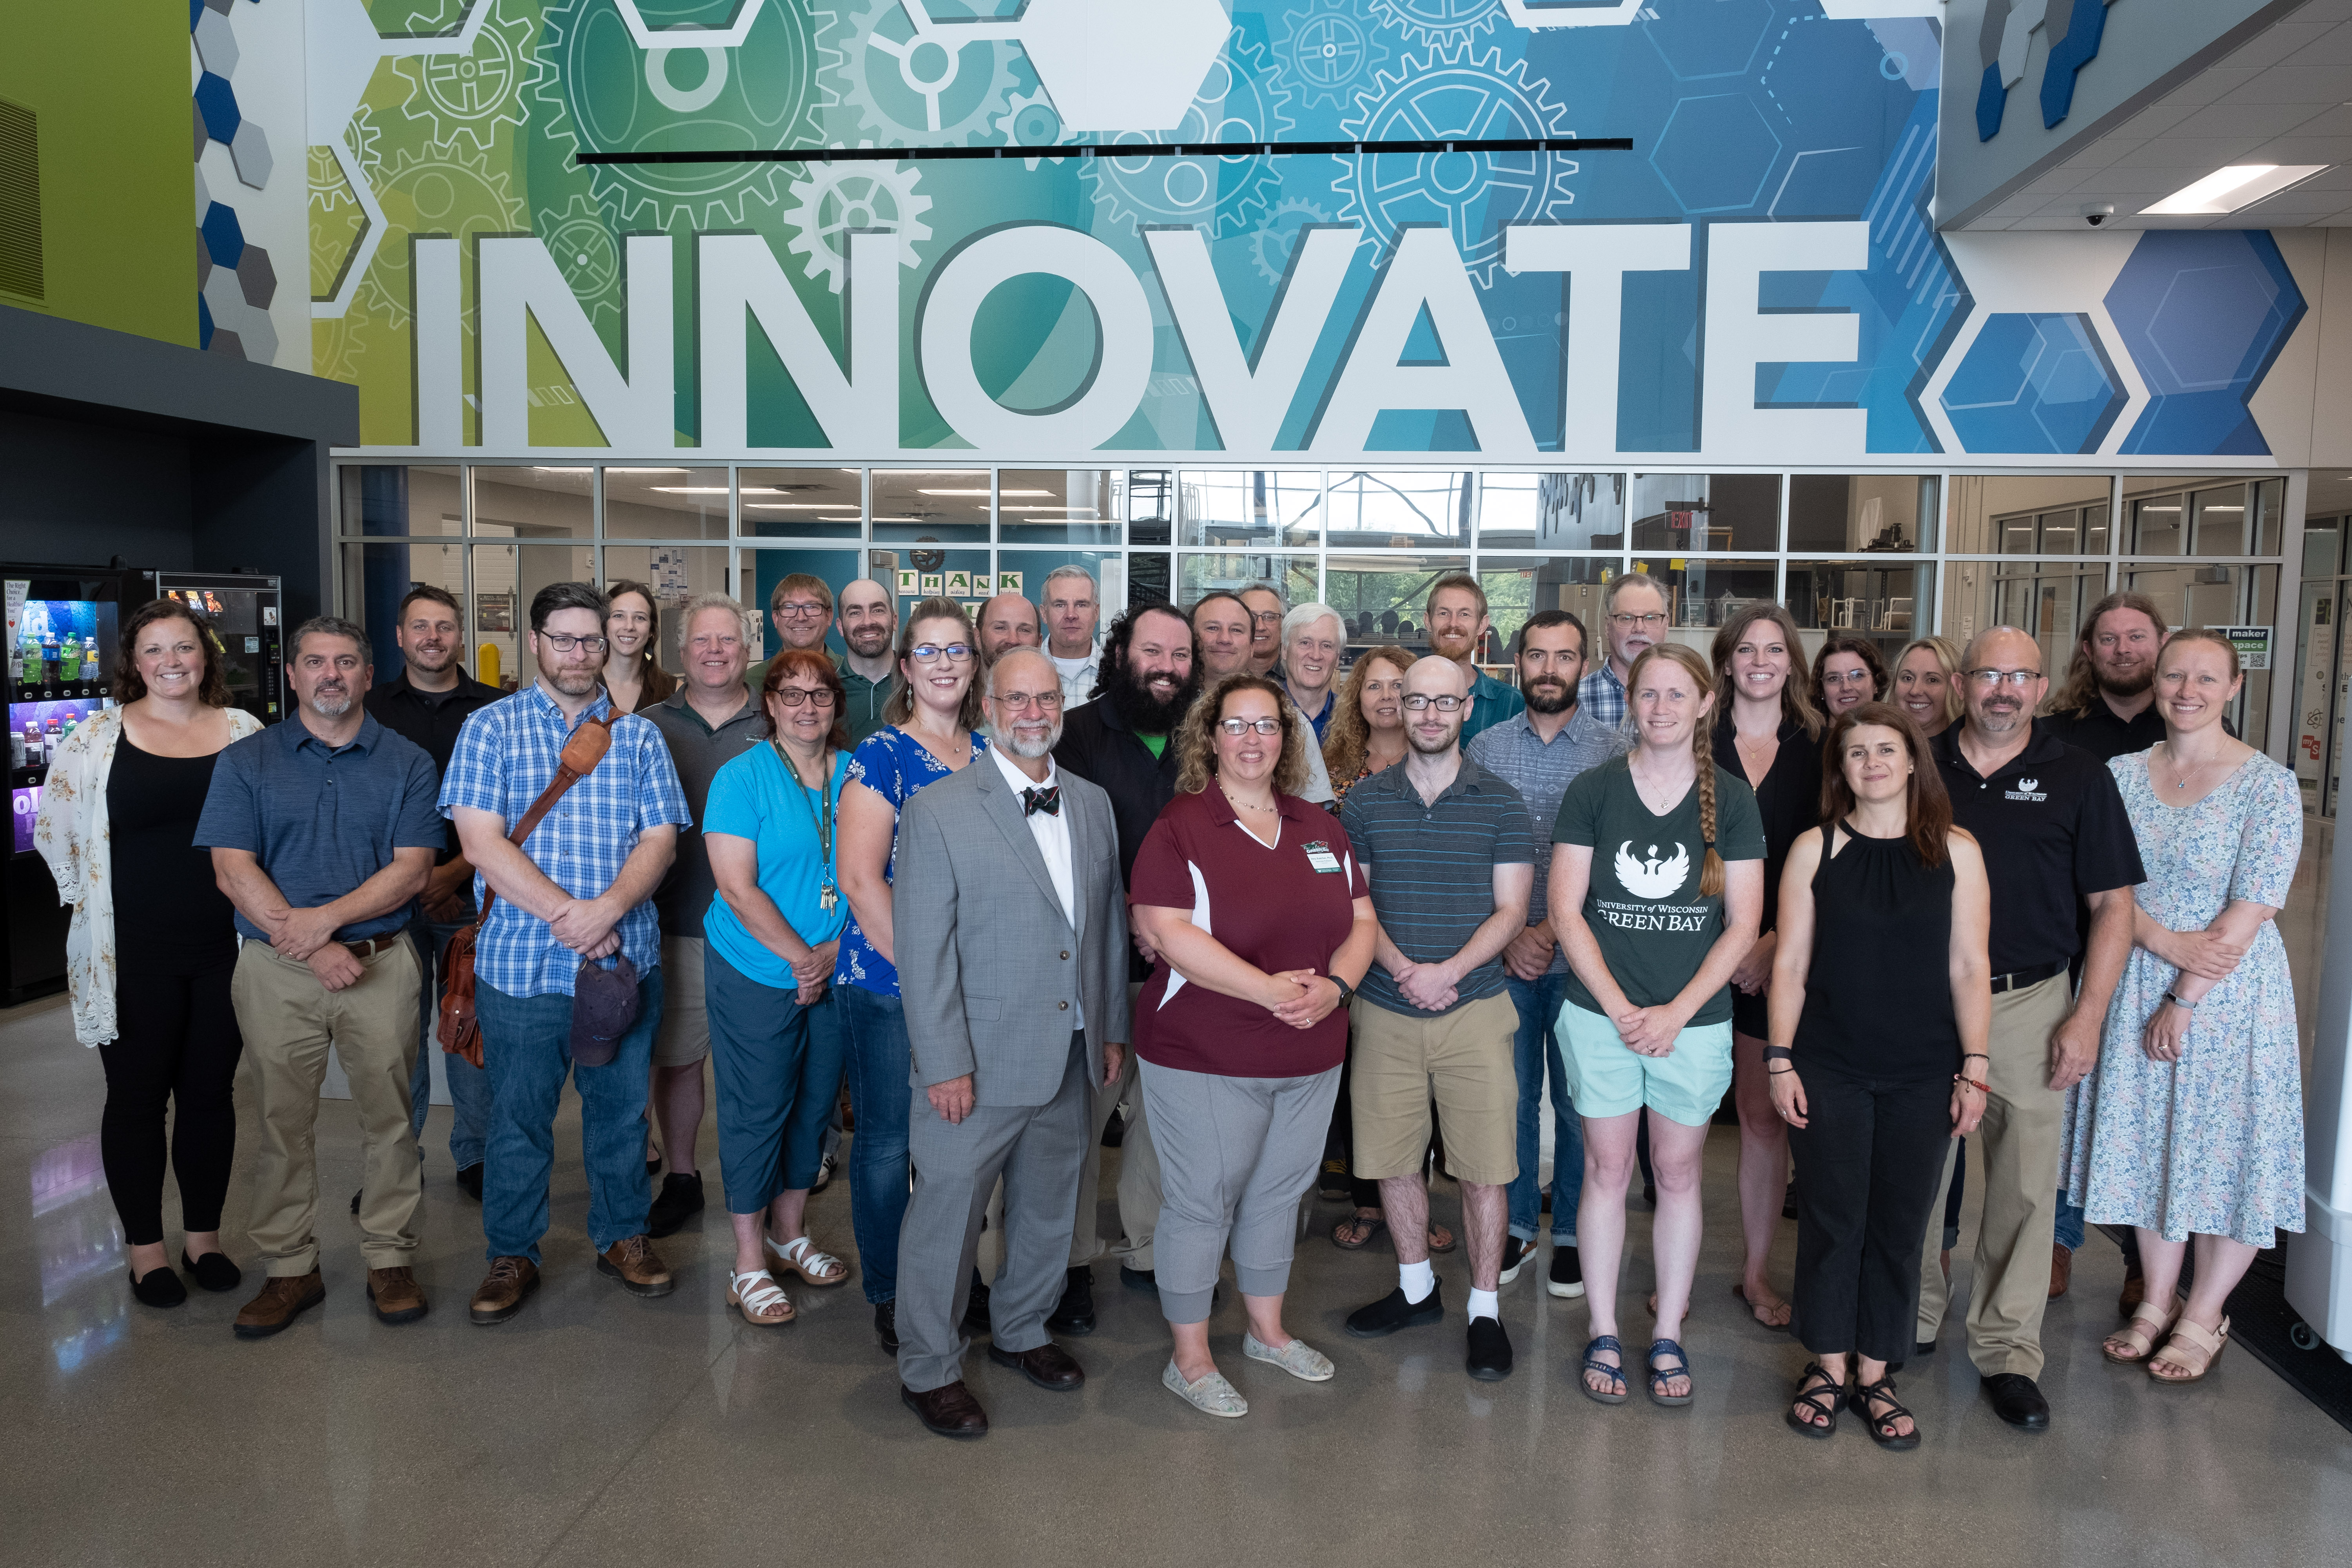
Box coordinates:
[1049,603,1198,1327]
[366,586,503,1203]
[978,592,1042,666]
[197,617,443,1338]
[1918,628,2143,1432]
[1196,592,1337,805]
[1467,610,1629,1298]
[1424,573,1524,743]
[1042,565,1103,708]
[833,578,899,745]
[443,583,691,1325]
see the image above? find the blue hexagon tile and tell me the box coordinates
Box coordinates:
[190,0,275,360]
[1940,311,2125,456]
[2107,230,2306,457]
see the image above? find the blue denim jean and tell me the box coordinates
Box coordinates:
[705,945,847,1212]
[837,982,913,1305]
[405,917,493,1171]
[477,969,665,1263]
[1504,971,1581,1245]
[2054,1186,2086,1252]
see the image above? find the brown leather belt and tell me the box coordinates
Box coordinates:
[1989,960,2067,995]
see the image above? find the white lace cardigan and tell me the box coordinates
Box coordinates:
[32,704,263,1045]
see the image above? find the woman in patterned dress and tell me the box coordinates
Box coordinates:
[2063,630,2303,1385]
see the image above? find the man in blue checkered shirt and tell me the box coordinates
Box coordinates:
[443,582,691,1325]
[1576,571,1669,733]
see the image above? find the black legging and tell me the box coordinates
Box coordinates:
[98,950,243,1246]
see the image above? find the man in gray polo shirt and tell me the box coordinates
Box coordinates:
[641,592,767,1236]
[1467,609,1628,1302]
[197,616,443,1339]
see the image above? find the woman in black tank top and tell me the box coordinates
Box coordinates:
[1765,703,1992,1450]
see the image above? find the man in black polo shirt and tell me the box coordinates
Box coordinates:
[1920,626,2144,1431]
[365,586,502,1199]
[1048,602,1200,1330]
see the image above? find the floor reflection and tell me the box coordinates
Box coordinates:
[33,1134,126,1370]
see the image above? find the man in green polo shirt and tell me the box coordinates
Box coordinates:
[1426,572,1524,744]
[833,578,898,744]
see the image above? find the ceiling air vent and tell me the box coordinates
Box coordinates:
[0,98,40,302]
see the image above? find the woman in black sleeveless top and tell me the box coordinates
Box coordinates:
[1766,702,1991,1449]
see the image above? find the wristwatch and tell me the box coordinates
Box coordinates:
[1329,975,1356,1008]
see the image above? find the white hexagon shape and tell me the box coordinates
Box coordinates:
[231,120,272,190]
[1015,0,1230,134]
[194,7,240,75]
[194,163,213,227]
[1502,0,1643,27]
[613,0,761,50]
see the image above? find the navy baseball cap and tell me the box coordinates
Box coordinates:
[568,955,641,1067]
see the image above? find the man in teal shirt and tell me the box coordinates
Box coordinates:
[1426,572,1524,743]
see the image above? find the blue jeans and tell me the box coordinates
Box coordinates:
[705,946,845,1212]
[2054,1186,2086,1252]
[837,983,913,1305]
[477,970,665,1263]
[405,917,492,1171]
[1504,971,1581,1245]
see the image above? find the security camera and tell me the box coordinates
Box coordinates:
[2082,203,2115,227]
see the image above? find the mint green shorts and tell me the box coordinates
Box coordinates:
[1555,1002,1735,1128]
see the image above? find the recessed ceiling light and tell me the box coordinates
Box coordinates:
[2142,163,2328,214]
[649,486,735,495]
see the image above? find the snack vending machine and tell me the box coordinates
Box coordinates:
[142,572,284,728]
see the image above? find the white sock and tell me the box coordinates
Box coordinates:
[1399,1260,1436,1303]
[1468,1287,1499,1323]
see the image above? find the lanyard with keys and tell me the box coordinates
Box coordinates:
[775,741,838,912]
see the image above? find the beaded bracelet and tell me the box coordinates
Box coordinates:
[1954,1073,1989,1094]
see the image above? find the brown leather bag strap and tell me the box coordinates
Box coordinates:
[473,713,617,932]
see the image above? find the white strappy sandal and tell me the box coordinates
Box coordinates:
[765,1233,851,1288]
[728,1268,795,1326]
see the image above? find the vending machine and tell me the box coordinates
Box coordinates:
[142,571,285,728]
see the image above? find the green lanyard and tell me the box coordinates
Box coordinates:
[774,741,838,913]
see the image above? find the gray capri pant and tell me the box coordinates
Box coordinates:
[1138,1058,1343,1325]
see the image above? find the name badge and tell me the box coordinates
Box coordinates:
[1302,840,1343,875]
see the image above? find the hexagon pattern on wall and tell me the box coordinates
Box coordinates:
[1650,94,1782,214]
[192,0,275,359]
[2106,230,2307,457]
[1940,311,2126,456]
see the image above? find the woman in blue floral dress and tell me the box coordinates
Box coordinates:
[2062,630,2302,1385]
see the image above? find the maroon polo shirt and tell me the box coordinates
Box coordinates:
[1129,788,1369,1078]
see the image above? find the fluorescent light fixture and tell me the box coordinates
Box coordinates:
[744,503,856,510]
[2201,504,2244,513]
[601,467,689,474]
[650,486,782,495]
[916,488,1052,497]
[2142,164,2328,215]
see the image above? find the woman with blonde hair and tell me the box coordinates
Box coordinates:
[602,578,677,715]
[1891,635,1964,738]
[1323,644,1417,799]
[1552,642,1766,1406]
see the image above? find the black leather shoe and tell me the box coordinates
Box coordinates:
[1119,1263,1156,1292]
[129,1265,187,1309]
[645,1172,704,1238]
[1915,1339,1938,1357]
[1465,1316,1513,1381]
[349,1188,361,1216]
[963,1273,992,1336]
[1101,1108,1127,1148]
[1046,1266,1096,1336]
[1345,1279,1445,1338]
[454,1163,484,1202]
[988,1340,1086,1391]
[1982,1372,2050,1430]
[902,1380,989,1439]
[875,1300,900,1355]
[181,1250,242,1293]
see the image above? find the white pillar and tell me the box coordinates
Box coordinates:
[2289,809,2352,1359]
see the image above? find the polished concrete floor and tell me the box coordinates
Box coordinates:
[6,830,2349,1567]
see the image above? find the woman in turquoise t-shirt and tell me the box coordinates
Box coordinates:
[703,649,856,1327]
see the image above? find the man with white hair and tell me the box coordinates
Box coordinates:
[1043,565,1103,707]
[1278,602,1346,745]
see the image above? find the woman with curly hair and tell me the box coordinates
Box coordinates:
[1323,644,1417,802]
[1812,633,1887,719]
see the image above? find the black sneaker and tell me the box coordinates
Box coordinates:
[1546,1244,1585,1299]
[454,1163,484,1202]
[1499,1236,1533,1286]
[1119,1263,1156,1292]
[808,1152,835,1195]
[1046,1266,1097,1336]
[963,1272,992,1337]
[1345,1279,1445,1338]
[876,1300,900,1355]
[645,1172,704,1238]
[1465,1315,1513,1381]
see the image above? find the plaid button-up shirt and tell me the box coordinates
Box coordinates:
[441,684,691,999]
[1577,661,1630,734]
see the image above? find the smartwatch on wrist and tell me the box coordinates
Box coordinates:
[1330,975,1355,1009]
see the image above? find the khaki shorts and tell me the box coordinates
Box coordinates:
[651,936,710,1067]
[1348,991,1519,1187]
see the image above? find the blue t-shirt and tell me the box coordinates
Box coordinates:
[834,724,987,996]
[701,744,851,990]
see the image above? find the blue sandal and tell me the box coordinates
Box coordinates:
[1579,1335,1629,1405]
[1647,1338,1695,1407]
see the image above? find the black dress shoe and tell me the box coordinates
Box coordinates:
[1046,1266,1096,1336]
[181,1250,242,1293]
[875,1300,900,1355]
[350,1188,362,1216]
[902,1380,989,1439]
[988,1340,1086,1391]
[1345,1279,1445,1338]
[963,1272,992,1336]
[645,1172,704,1238]
[454,1163,484,1201]
[1101,1108,1127,1148]
[1915,1339,1937,1357]
[1981,1372,2050,1430]
[130,1265,187,1309]
[1466,1315,1513,1381]
[1119,1263,1156,1292]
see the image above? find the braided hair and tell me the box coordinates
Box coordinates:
[1626,642,1725,897]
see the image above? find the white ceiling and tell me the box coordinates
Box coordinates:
[1960,0,2352,230]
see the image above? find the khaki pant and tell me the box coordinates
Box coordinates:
[1349,992,1519,1187]
[1069,979,1162,1270]
[1916,971,2071,1378]
[233,939,423,1278]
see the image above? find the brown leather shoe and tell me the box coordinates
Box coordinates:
[367,1266,428,1325]
[987,1340,1086,1391]
[2049,1243,2073,1300]
[597,1235,675,1297]
[233,1271,325,1339]
[902,1379,989,1439]
[470,1256,540,1325]
[2118,1267,2147,1316]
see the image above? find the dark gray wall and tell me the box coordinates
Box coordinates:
[0,406,196,569]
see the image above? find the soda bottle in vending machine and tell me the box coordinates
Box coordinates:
[23,717,43,767]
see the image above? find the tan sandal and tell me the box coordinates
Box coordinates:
[728,1267,795,1326]
[2147,1315,2229,1384]
[2103,1297,2179,1364]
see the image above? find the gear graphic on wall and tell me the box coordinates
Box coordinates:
[388,0,536,154]
[993,86,1086,169]
[540,191,626,328]
[784,152,934,293]
[817,0,1021,144]
[1333,43,1577,287]
[1274,0,1400,114]
[1247,196,1334,285]
[1369,0,1504,49]
[314,308,369,388]
[533,0,824,232]
[359,134,527,327]
[1082,29,1296,241]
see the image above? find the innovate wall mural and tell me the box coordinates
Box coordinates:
[303,0,2310,464]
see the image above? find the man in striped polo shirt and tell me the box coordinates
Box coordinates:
[1336,656,1535,1382]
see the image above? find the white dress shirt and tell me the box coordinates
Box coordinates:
[989,742,1083,1027]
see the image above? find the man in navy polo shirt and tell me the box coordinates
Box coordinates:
[198,616,443,1339]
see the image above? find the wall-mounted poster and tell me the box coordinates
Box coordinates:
[477,594,514,633]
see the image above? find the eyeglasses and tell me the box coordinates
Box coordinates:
[776,602,830,620]
[1609,612,1668,629]
[772,688,837,708]
[1820,668,1875,686]
[1249,611,1283,628]
[1402,694,1466,712]
[1216,717,1283,736]
[909,642,976,664]
[1966,668,2043,688]
[996,690,1063,711]
[537,633,609,654]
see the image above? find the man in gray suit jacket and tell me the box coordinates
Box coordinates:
[893,650,1131,1439]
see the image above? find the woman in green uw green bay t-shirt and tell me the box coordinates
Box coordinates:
[1548,642,1765,1412]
